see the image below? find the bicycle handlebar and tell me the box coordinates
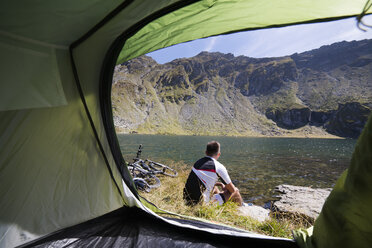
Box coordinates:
[135,144,142,160]
[129,144,178,182]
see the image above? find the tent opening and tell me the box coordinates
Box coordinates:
[109,16,372,238]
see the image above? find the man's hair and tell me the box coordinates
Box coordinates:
[206,141,220,157]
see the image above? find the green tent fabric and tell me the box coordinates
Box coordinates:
[118,0,371,63]
[0,0,371,247]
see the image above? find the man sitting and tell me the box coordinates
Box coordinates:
[183,141,243,206]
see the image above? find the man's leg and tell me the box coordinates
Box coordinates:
[212,186,221,195]
[228,189,243,206]
[222,188,243,206]
[212,182,226,195]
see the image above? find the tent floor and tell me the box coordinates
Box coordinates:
[21,206,299,248]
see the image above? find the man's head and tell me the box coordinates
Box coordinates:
[205,141,221,159]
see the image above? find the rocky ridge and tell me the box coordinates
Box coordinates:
[112,39,372,138]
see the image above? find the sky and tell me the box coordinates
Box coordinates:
[148,15,372,64]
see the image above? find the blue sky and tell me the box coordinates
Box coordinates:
[148,16,372,64]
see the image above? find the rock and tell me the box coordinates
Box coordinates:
[309,110,335,126]
[291,40,372,71]
[238,205,270,223]
[123,55,157,73]
[273,184,332,220]
[325,102,372,138]
[266,107,311,129]
[247,60,298,96]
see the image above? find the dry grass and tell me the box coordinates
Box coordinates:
[140,162,311,239]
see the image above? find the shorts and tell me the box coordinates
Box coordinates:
[211,193,226,206]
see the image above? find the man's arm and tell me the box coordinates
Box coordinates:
[224,182,237,194]
[215,160,243,205]
[224,182,243,206]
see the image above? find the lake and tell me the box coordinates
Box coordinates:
[118,134,356,205]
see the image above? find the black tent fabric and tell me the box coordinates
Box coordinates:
[20,207,298,248]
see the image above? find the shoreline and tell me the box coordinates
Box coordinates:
[115,131,345,140]
[114,123,345,140]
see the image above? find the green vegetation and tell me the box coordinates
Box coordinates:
[252,82,306,113]
[140,162,311,239]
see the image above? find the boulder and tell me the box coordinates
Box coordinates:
[272,184,331,220]
[238,205,270,223]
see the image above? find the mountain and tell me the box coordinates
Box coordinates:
[112,39,372,138]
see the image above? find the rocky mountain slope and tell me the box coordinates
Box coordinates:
[112,39,372,138]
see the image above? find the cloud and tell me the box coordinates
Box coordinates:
[204,37,217,51]
[234,17,372,58]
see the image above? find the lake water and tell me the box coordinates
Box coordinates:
[118,134,356,205]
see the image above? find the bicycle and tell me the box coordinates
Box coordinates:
[128,160,161,192]
[133,144,178,177]
[145,159,178,177]
[127,144,178,192]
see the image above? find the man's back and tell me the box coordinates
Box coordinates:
[183,156,231,205]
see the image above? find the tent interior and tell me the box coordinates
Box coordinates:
[0,1,372,247]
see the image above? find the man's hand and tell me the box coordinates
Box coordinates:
[214,182,225,190]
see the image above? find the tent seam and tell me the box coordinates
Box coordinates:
[68,47,124,201]
[0,30,68,50]
[70,0,134,49]
[98,0,201,200]
[66,0,143,203]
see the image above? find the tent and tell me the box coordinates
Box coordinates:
[0,0,371,247]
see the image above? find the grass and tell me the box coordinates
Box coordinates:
[139,162,312,239]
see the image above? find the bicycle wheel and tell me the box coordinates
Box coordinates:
[144,174,161,189]
[133,177,151,193]
[129,162,161,189]
[148,161,178,177]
